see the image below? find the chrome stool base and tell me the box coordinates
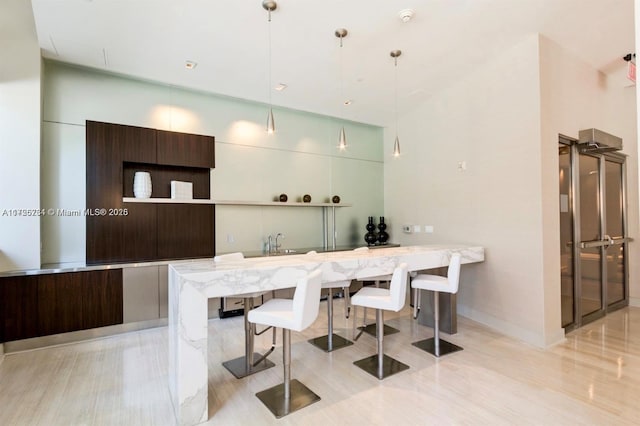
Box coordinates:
[222,354,275,379]
[353,354,409,380]
[357,323,399,337]
[308,334,353,352]
[256,379,321,418]
[412,337,463,357]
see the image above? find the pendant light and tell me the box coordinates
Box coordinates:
[263,0,277,134]
[335,28,348,150]
[390,50,402,157]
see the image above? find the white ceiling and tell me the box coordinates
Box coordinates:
[30,0,635,127]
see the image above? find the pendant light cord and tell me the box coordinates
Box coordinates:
[340,38,343,111]
[394,56,399,138]
[267,11,272,108]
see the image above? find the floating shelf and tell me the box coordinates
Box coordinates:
[123,198,351,207]
[123,197,215,204]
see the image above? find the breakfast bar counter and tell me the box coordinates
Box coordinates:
[168,244,484,425]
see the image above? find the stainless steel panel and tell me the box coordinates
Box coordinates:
[158,265,220,318]
[158,265,168,318]
[123,266,160,323]
[416,290,457,334]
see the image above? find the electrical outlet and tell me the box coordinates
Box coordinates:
[402,225,412,233]
[413,225,421,233]
[226,234,235,243]
[424,225,434,233]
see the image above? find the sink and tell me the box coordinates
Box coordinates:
[267,249,298,256]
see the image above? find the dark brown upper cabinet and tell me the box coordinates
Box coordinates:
[86,121,215,264]
[157,129,215,168]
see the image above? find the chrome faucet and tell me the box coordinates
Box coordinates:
[266,233,285,254]
[275,233,284,253]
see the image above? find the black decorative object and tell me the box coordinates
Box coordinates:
[332,195,341,203]
[377,216,389,245]
[303,194,311,203]
[364,216,377,246]
[279,193,288,202]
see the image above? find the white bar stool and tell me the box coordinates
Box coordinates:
[411,253,463,357]
[248,269,323,418]
[215,253,276,378]
[305,251,353,352]
[351,263,410,380]
[353,247,399,338]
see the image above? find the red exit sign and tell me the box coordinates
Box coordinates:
[627,61,636,83]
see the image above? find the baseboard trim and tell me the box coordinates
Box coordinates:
[458,305,565,348]
[4,318,168,354]
[629,297,640,308]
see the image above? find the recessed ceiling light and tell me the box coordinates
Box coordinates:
[344,99,353,105]
[185,61,197,70]
[275,83,288,91]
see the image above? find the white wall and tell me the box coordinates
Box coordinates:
[0,0,42,272]
[385,34,550,346]
[41,62,384,263]
[539,35,638,337]
[385,33,637,347]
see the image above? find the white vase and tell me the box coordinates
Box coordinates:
[133,171,152,198]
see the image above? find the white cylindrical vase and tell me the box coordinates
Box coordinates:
[133,171,152,198]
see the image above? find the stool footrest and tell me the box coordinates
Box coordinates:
[222,354,275,379]
[412,338,463,357]
[256,379,321,418]
[353,354,409,380]
[308,334,353,352]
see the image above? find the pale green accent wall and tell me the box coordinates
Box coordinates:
[41,61,383,263]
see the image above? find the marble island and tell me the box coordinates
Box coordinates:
[168,244,484,425]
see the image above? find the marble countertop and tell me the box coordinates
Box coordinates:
[0,244,399,278]
[168,243,485,425]
[170,244,484,299]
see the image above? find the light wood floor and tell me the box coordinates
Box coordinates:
[1,301,640,425]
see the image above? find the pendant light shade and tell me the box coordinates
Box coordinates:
[390,49,402,157]
[335,28,348,150]
[267,108,275,134]
[263,0,277,134]
[339,126,347,150]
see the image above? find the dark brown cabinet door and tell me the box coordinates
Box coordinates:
[81,269,123,329]
[37,272,84,336]
[157,204,215,259]
[86,121,157,263]
[2,270,124,342]
[156,130,215,168]
[0,276,39,342]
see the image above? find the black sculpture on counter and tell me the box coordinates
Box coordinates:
[377,216,389,245]
[364,216,378,246]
